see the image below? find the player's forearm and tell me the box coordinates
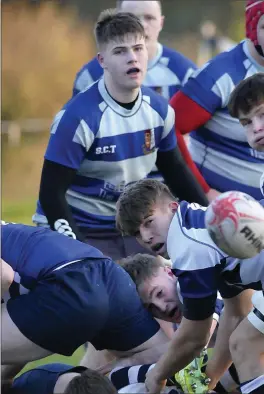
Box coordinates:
[39,159,84,241]
[176,129,210,194]
[206,310,242,388]
[154,326,208,381]
[156,148,209,205]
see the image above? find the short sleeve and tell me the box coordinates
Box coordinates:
[181,62,224,114]
[73,68,95,96]
[45,109,95,169]
[158,105,177,152]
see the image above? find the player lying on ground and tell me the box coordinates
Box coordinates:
[7,364,118,394]
[10,347,239,394]
[1,221,170,384]
[119,253,240,393]
[203,71,264,394]
[9,362,179,394]
[116,179,264,393]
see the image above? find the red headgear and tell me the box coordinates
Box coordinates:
[246,0,264,55]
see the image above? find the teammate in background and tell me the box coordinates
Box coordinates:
[1,259,14,294]
[228,72,264,198]
[202,71,264,394]
[10,364,117,394]
[32,9,208,260]
[73,0,217,199]
[1,221,170,382]
[116,179,264,393]
[169,0,264,200]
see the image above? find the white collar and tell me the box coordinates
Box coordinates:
[98,77,143,117]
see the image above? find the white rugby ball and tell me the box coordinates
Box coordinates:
[205,191,264,259]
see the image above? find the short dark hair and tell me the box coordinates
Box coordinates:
[228,73,264,118]
[64,368,117,394]
[116,179,176,236]
[94,8,145,48]
[119,253,165,290]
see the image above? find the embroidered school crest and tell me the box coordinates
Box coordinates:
[143,129,155,155]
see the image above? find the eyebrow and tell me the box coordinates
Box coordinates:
[113,43,143,51]
[149,286,157,300]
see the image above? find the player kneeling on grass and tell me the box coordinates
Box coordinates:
[0,221,169,384]
[203,72,264,394]
[116,178,264,393]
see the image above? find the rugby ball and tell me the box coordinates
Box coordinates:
[205,191,264,259]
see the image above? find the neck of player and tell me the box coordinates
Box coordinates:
[104,74,139,103]
[247,39,264,67]
[147,40,159,62]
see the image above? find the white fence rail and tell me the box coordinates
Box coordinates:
[1,119,52,146]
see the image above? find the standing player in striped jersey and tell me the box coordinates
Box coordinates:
[169,0,264,200]
[72,0,214,196]
[33,9,208,260]
[116,179,264,394]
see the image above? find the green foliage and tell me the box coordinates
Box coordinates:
[2,1,96,120]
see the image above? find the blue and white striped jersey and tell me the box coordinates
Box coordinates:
[72,44,195,183]
[73,43,196,100]
[260,172,264,197]
[182,40,264,199]
[33,77,176,229]
[168,201,264,314]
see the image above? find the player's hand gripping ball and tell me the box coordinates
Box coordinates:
[205,191,264,259]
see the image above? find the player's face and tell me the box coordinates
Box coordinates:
[239,103,264,152]
[98,34,148,90]
[119,1,164,50]
[137,266,182,323]
[257,15,264,55]
[136,201,178,258]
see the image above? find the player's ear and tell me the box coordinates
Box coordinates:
[160,15,165,31]
[97,52,106,69]
[169,201,178,213]
[164,265,173,276]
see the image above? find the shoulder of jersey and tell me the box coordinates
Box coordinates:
[201,41,244,70]
[260,172,264,197]
[141,85,170,117]
[76,56,102,80]
[162,44,196,67]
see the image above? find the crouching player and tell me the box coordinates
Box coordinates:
[1,221,169,383]
[116,179,264,393]
[204,72,264,393]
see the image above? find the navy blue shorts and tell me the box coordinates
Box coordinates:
[7,259,158,356]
